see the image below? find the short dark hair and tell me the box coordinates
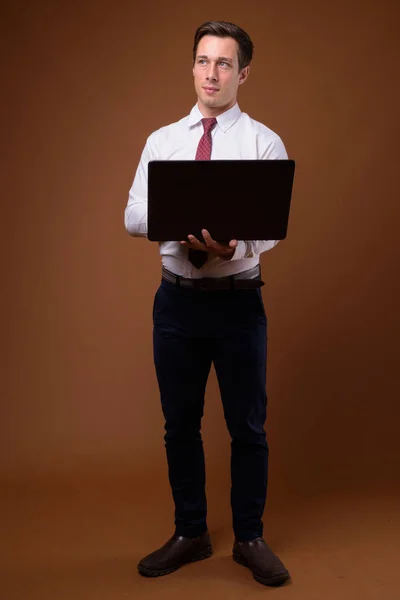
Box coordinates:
[193,21,254,71]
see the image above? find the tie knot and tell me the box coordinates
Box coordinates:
[201,117,217,133]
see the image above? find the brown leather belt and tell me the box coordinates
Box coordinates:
[162,265,264,290]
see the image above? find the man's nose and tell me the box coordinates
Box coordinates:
[206,63,218,81]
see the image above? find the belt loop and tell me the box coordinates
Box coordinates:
[176,275,181,288]
[229,275,235,291]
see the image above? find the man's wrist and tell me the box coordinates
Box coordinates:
[229,241,246,260]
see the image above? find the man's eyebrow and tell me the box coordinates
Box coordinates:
[196,54,233,63]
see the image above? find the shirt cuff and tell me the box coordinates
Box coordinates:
[230,241,247,260]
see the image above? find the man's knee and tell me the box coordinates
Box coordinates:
[164,419,203,443]
[228,420,268,448]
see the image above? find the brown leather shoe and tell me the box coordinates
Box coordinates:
[233,537,290,586]
[138,531,212,577]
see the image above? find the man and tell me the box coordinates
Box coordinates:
[125,21,291,587]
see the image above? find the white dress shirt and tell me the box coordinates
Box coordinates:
[125,103,288,278]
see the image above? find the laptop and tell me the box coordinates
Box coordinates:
[147,159,295,242]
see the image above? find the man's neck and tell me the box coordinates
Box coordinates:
[197,100,237,118]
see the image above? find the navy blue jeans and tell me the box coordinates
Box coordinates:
[153,278,269,542]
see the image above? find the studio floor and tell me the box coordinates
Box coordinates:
[1,474,399,600]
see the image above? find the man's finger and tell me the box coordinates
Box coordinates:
[202,229,220,248]
[186,235,207,251]
[188,234,201,245]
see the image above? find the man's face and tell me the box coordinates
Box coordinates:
[193,35,249,117]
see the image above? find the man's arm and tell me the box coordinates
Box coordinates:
[124,140,153,237]
[230,134,289,260]
[182,134,289,261]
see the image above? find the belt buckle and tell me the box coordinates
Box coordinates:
[197,277,222,291]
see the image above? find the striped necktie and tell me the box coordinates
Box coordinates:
[188,117,217,269]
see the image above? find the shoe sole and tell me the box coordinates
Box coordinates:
[138,545,213,577]
[233,550,291,587]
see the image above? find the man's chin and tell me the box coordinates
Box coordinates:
[201,96,220,107]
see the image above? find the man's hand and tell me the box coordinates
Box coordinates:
[181,229,238,261]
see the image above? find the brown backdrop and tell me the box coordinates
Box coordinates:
[2,0,399,504]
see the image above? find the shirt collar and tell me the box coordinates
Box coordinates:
[188,103,242,133]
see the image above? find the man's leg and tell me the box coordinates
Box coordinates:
[213,288,268,542]
[213,288,290,586]
[153,281,213,538]
[138,282,213,578]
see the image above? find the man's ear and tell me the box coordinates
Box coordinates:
[239,65,250,85]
